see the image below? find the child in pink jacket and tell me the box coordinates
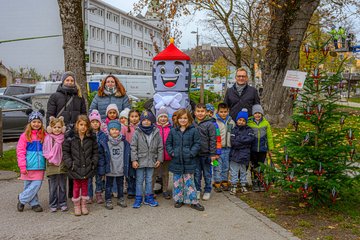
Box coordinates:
[16,110,46,212]
[153,107,172,199]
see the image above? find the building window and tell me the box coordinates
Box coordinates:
[114,56,119,66]
[101,29,104,41]
[108,54,112,65]
[100,53,104,64]
[106,12,111,20]
[98,9,104,17]
[127,58,132,68]
[91,26,95,39]
[126,38,131,47]
[96,52,100,63]
[139,25,143,31]
[96,28,100,40]
[113,15,119,23]
[121,36,125,46]
[122,18,126,25]
[91,51,95,63]
[115,34,119,44]
[127,20,132,28]
[107,31,112,43]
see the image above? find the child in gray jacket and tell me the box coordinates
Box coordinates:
[131,110,163,208]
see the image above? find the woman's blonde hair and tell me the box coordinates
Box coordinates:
[98,75,126,97]
[174,109,193,128]
[75,115,92,136]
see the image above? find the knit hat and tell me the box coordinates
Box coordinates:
[89,109,102,123]
[108,120,121,131]
[236,108,248,122]
[252,104,264,115]
[205,103,215,113]
[26,109,45,123]
[140,110,156,124]
[61,71,76,84]
[106,104,120,117]
[156,106,168,121]
[120,108,130,119]
[153,38,190,61]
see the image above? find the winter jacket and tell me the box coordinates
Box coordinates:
[215,114,235,148]
[131,127,163,168]
[46,84,87,126]
[121,123,138,143]
[229,125,255,165]
[89,94,131,120]
[156,123,172,161]
[62,130,99,179]
[95,130,110,176]
[17,130,46,181]
[193,117,216,157]
[166,125,201,174]
[224,84,260,121]
[248,117,274,152]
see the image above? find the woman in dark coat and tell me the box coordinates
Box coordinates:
[46,71,87,198]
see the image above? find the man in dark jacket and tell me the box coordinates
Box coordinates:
[224,68,260,120]
[193,103,217,201]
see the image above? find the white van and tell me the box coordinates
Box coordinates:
[35,81,61,94]
[87,74,154,99]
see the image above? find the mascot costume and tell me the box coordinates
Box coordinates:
[146,38,193,120]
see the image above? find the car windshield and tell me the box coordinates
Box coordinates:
[0,98,29,109]
[4,86,32,95]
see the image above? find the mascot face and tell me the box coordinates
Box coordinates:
[153,60,190,92]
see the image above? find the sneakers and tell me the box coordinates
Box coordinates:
[117,197,127,208]
[60,205,68,212]
[50,207,57,213]
[241,185,248,193]
[230,185,237,195]
[17,196,24,212]
[252,180,260,192]
[163,192,171,199]
[174,202,184,208]
[202,192,211,201]
[196,191,201,200]
[105,200,114,210]
[31,205,43,212]
[144,194,159,207]
[132,196,143,209]
[213,182,222,193]
[191,203,205,211]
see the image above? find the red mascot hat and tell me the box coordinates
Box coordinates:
[153,38,190,61]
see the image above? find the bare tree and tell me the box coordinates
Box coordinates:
[57,0,87,103]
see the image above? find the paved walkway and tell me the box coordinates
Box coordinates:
[337,100,360,108]
[0,178,298,240]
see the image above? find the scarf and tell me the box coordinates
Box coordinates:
[61,84,78,95]
[138,124,155,135]
[215,113,230,125]
[108,135,123,145]
[43,133,65,166]
[235,83,246,96]
[104,86,117,96]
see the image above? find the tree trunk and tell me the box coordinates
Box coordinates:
[261,0,320,127]
[57,0,87,105]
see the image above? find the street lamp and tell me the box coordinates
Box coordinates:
[191,28,204,103]
[83,1,97,75]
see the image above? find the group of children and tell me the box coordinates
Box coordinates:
[16,102,273,215]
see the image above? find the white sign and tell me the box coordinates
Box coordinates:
[283,70,307,89]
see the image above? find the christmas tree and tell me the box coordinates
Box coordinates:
[263,39,359,205]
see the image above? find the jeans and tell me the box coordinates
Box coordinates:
[135,167,154,196]
[213,148,230,183]
[194,156,212,193]
[73,179,89,198]
[19,180,43,207]
[229,161,247,186]
[88,174,104,198]
[48,174,67,208]
[126,176,136,195]
[105,176,124,201]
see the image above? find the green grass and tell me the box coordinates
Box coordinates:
[0,149,18,172]
[348,97,360,103]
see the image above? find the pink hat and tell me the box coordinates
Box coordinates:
[106,104,120,117]
[89,109,102,123]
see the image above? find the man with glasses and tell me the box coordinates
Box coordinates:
[224,68,260,121]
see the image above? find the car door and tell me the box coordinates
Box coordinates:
[0,97,31,139]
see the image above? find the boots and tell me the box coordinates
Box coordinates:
[213,182,222,192]
[221,181,229,191]
[95,192,104,204]
[132,195,143,209]
[80,196,89,215]
[72,197,81,216]
[144,194,159,207]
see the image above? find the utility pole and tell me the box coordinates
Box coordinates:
[191,28,204,103]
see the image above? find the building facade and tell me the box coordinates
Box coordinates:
[85,0,162,75]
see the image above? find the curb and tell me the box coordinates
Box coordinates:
[0,171,18,181]
[224,192,300,240]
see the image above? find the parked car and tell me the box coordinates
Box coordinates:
[34,81,61,94]
[0,95,32,139]
[4,84,36,96]
[14,93,51,104]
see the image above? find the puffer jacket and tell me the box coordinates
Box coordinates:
[131,127,163,168]
[96,130,109,176]
[89,94,131,120]
[248,116,274,152]
[156,123,172,161]
[166,125,201,174]
[229,125,255,164]
[193,117,216,157]
[215,114,235,148]
[46,84,87,126]
[63,130,99,179]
